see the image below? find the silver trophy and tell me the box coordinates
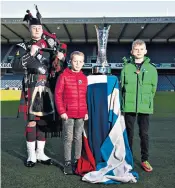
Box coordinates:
[92,25,111,74]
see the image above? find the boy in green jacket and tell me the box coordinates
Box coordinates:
[121,39,158,172]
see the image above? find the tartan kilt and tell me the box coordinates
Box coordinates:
[18,76,62,137]
[18,86,53,121]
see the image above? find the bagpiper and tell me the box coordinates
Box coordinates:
[12,6,67,167]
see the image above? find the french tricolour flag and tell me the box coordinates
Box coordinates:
[75,75,138,184]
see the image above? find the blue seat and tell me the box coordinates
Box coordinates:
[1,75,23,89]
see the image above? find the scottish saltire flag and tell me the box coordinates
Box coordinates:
[76,75,138,184]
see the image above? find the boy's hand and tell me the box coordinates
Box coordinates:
[61,113,68,120]
[84,114,88,121]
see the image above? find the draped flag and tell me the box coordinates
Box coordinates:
[75,75,138,184]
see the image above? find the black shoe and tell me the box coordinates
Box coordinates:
[25,161,36,167]
[72,159,78,173]
[37,159,53,165]
[64,161,73,175]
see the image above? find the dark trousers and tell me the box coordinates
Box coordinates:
[124,112,149,162]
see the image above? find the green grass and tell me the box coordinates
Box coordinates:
[1,92,175,118]
[154,92,175,117]
[1,92,175,188]
[1,100,20,117]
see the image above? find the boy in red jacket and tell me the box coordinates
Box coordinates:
[55,51,88,175]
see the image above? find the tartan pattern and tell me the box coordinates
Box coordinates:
[19,38,49,121]
[16,33,67,137]
[18,76,43,121]
[18,75,63,137]
[18,74,54,121]
[50,43,67,77]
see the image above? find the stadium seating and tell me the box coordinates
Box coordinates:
[1,74,174,91]
[1,44,175,91]
[1,74,23,89]
[1,44,13,61]
[167,75,175,86]
[67,43,175,64]
[157,75,175,91]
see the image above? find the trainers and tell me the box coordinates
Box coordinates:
[141,161,153,172]
[64,161,73,175]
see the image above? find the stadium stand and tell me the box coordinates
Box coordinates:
[1,74,23,89]
[67,43,175,64]
[1,44,13,61]
[146,44,175,64]
[167,75,175,86]
[1,44,175,91]
[157,75,175,91]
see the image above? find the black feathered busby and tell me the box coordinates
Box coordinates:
[23,8,42,26]
[29,18,42,25]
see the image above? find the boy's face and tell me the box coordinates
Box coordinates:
[131,44,147,59]
[30,25,43,40]
[71,55,84,72]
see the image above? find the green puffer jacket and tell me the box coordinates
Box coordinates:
[121,56,158,114]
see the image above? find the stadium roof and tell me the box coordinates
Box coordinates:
[1,16,175,44]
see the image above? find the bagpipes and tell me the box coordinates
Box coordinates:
[42,30,67,75]
[23,5,67,76]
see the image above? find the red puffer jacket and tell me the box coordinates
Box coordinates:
[55,68,88,118]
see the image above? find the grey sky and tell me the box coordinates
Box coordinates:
[1,1,175,18]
